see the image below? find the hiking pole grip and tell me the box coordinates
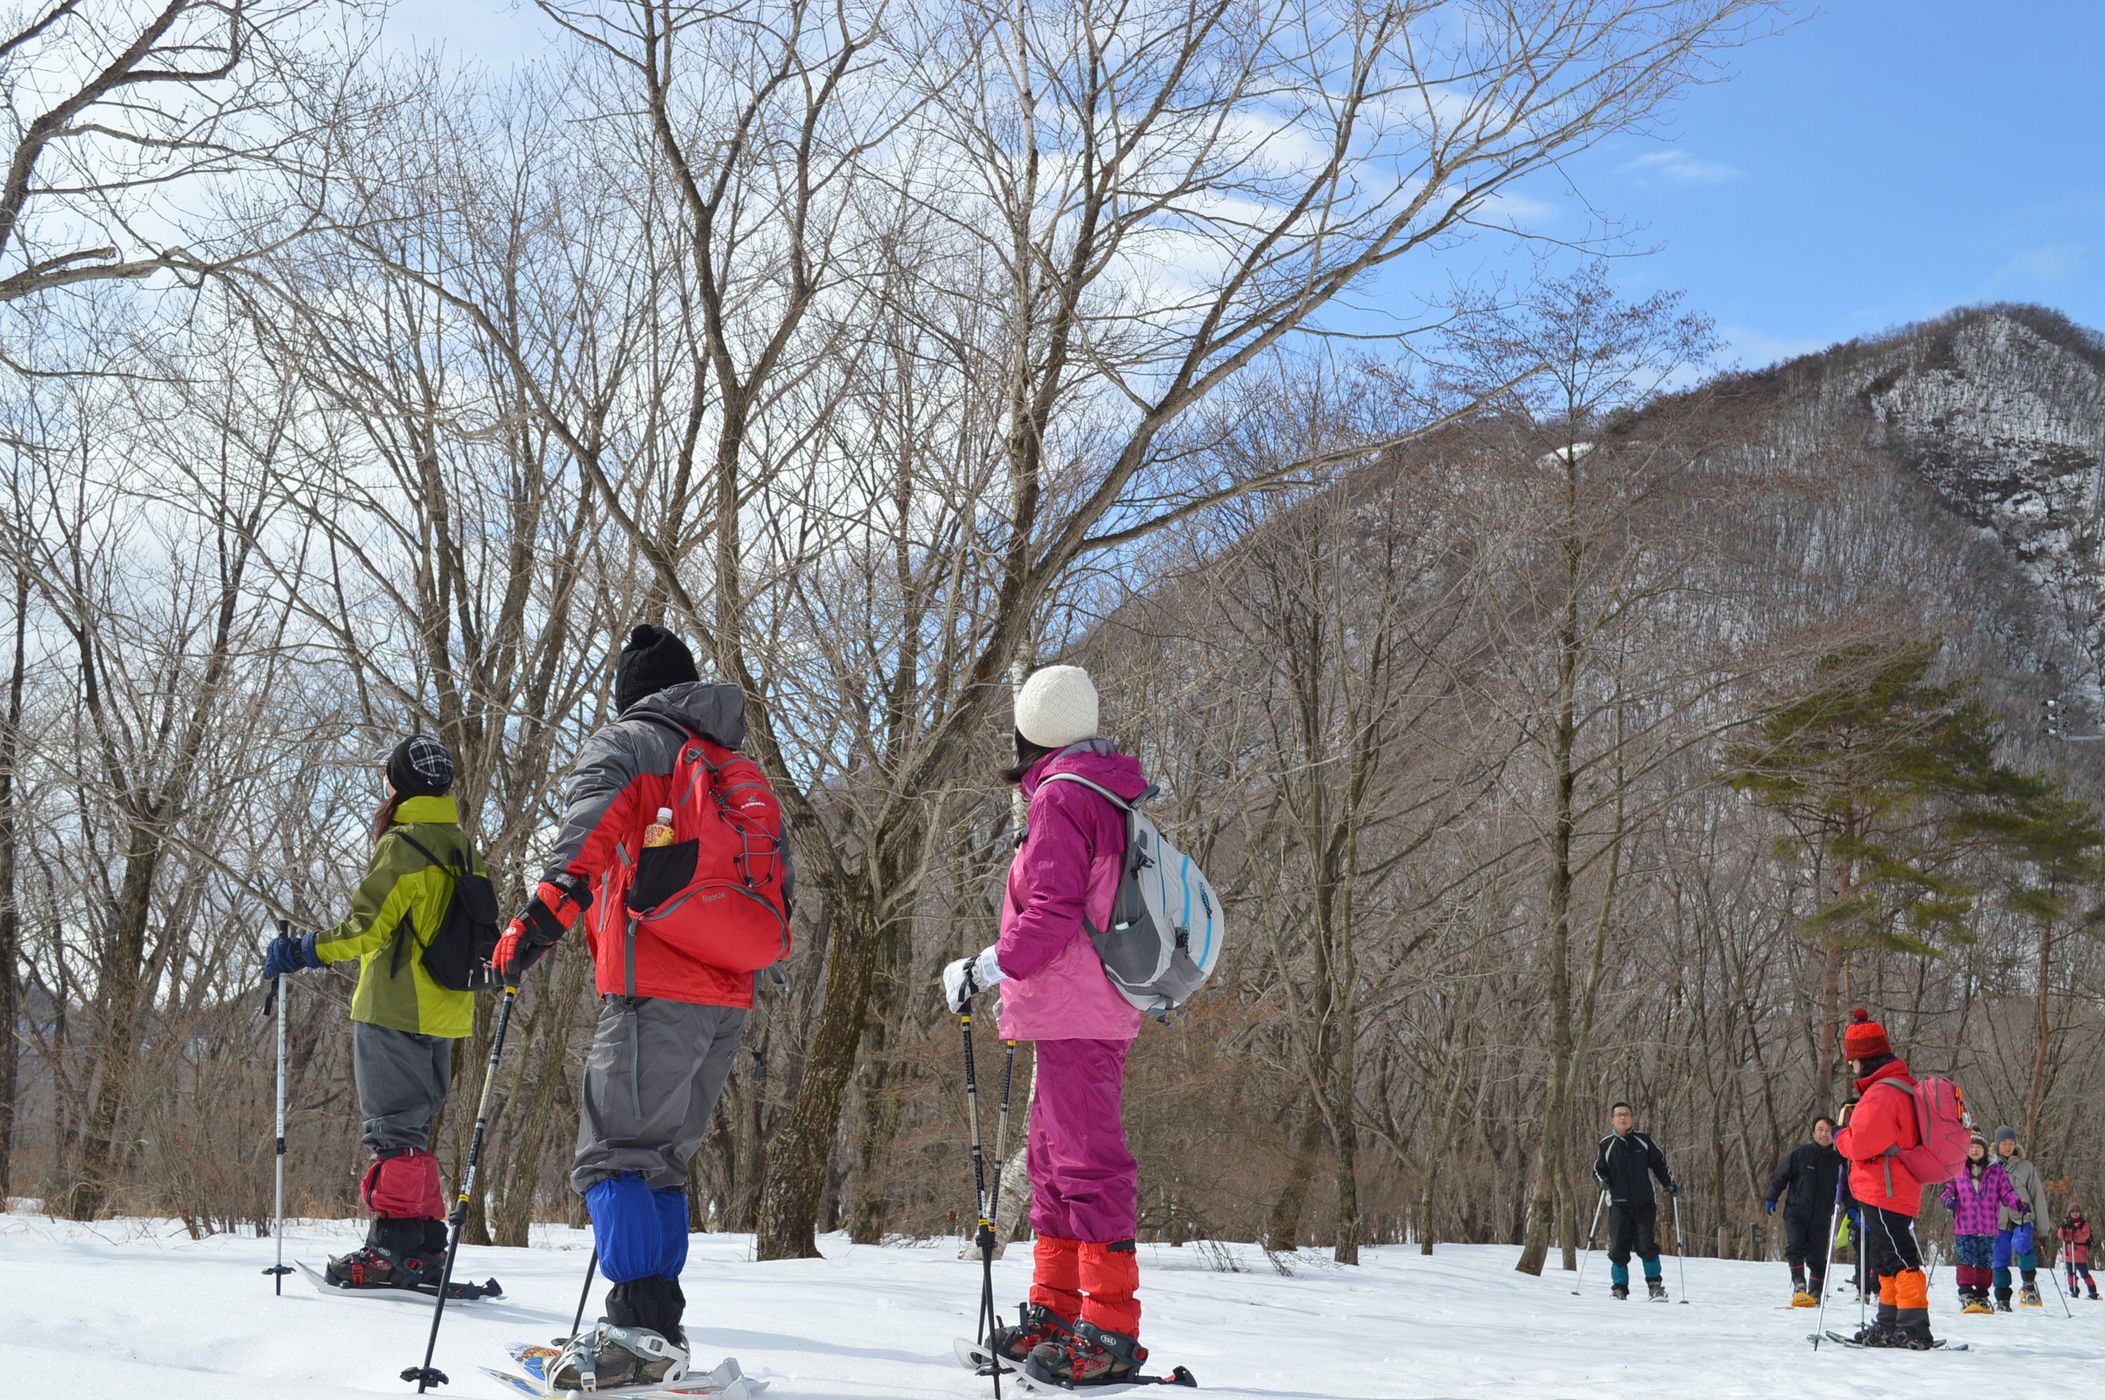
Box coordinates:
[402,983,519,1392]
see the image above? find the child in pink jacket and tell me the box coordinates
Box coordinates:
[942,665,1152,1387]
[1940,1133,2024,1312]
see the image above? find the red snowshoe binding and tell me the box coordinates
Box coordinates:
[324,1217,446,1290]
[1031,1320,1146,1387]
[992,1302,1077,1365]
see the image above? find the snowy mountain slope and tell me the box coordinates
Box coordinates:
[3,1215,2101,1399]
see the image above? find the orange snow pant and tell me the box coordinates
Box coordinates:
[1031,1235,1142,1339]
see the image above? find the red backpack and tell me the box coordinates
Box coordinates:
[617,727,791,976]
[1883,1074,1973,1189]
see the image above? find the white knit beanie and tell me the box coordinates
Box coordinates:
[1015,665,1099,749]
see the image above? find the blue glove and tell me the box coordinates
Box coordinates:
[2014,1222,2036,1255]
[1848,1207,1862,1229]
[1763,1200,1777,1215]
[261,932,320,981]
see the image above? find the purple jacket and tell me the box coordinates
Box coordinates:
[996,743,1147,1043]
[1941,1161,2023,1236]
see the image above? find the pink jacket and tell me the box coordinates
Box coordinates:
[1940,1161,2023,1236]
[996,743,1147,1043]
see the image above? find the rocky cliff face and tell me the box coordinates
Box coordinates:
[1861,310,2105,595]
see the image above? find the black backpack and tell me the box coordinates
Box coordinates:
[391,830,503,992]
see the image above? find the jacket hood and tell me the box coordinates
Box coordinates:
[1022,740,1149,803]
[624,681,747,749]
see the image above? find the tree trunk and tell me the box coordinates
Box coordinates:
[1516,533,1581,1277]
[2024,918,2054,1149]
[1266,1100,1322,1252]
[846,1005,902,1245]
[756,894,880,1259]
[66,833,161,1219]
[0,565,23,1204]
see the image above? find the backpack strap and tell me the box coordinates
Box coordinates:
[1039,773,1159,809]
[1039,772,1132,810]
[387,829,468,958]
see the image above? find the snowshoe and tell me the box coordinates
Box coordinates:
[1609,1284,1628,1300]
[2020,1283,2043,1308]
[544,1321,688,1392]
[1789,1290,1818,1308]
[1818,1329,1966,1351]
[1646,1279,1668,1302]
[1028,1322,1147,1388]
[483,1347,760,1398]
[1960,1297,1995,1316]
[324,1241,445,1291]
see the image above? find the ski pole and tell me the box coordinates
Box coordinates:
[988,1041,1017,1235]
[570,1248,599,1338]
[2043,1248,2074,1316]
[402,983,520,1393]
[1571,1188,1608,1295]
[262,919,293,1296]
[1672,1192,1689,1304]
[960,1011,1002,1399]
[1810,1192,1844,1351]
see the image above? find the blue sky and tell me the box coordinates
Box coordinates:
[1506,0,2105,368]
[394,1,2104,371]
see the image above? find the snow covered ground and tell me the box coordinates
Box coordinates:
[3,1212,2102,1398]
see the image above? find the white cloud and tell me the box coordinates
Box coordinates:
[1988,242,2093,289]
[1616,150,1741,185]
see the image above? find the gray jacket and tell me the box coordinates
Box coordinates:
[1998,1145,2049,1229]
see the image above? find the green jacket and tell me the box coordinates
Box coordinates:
[314,794,479,1038]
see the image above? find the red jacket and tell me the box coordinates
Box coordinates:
[1834,1057,1925,1216]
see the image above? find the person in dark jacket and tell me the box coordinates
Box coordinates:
[1764,1115,1843,1305]
[1594,1102,1679,1300]
[260,735,480,1290]
[495,625,794,1391]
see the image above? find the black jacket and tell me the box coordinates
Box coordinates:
[1595,1129,1676,1206]
[1765,1141,1844,1223]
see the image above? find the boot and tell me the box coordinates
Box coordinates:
[1646,1278,1668,1302]
[544,1320,687,1392]
[1850,1302,1897,1346]
[991,1302,1076,1366]
[607,1276,687,1348]
[324,1216,443,1290]
[1031,1321,1145,1387]
[2020,1279,2043,1308]
[1610,1284,1628,1300]
[1995,1287,2014,1312]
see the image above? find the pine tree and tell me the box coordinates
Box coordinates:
[1722,641,2011,1092]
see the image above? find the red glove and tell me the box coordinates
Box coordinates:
[494,874,591,981]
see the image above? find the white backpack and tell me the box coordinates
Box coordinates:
[1040,774,1223,1017]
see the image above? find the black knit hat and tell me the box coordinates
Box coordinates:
[615,624,699,713]
[386,734,455,797]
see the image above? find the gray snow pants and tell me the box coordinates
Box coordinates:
[353,1019,454,1153]
[571,996,748,1194]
